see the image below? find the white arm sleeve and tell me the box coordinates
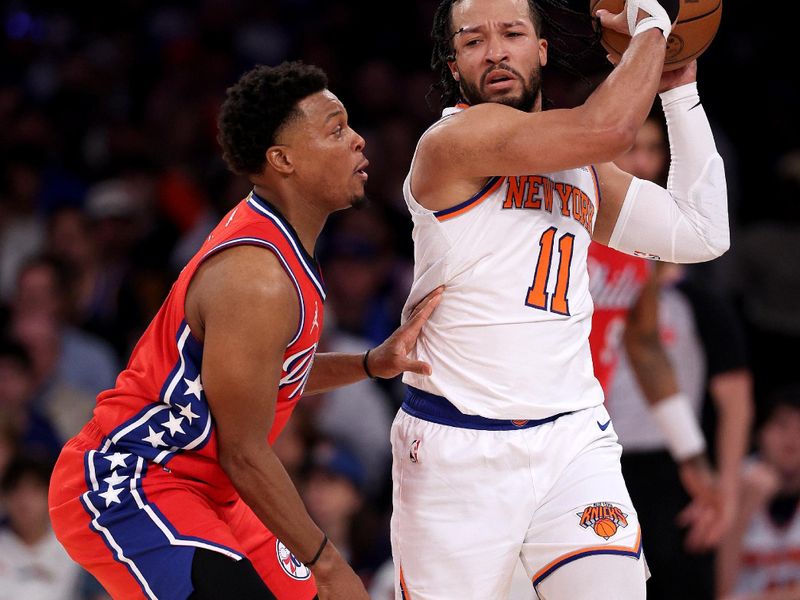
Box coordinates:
[608,82,730,263]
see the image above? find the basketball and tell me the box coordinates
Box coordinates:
[593,518,618,539]
[589,0,722,71]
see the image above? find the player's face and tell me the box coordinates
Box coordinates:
[448,0,548,112]
[760,406,800,479]
[286,90,368,211]
[614,120,668,183]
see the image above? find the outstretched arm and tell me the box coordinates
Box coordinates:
[593,62,730,263]
[304,287,443,395]
[188,246,368,599]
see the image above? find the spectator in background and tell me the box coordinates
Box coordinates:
[718,386,800,599]
[271,405,316,487]
[311,322,394,497]
[303,441,390,584]
[0,415,19,480]
[0,456,82,600]
[738,150,800,418]
[0,340,61,460]
[303,442,366,566]
[321,207,407,348]
[10,255,116,440]
[0,145,46,302]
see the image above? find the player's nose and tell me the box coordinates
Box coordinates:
[351,129,365,153]
[484,33,510,64]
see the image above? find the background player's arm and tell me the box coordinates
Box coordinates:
[623,265,730,551]
[717,462,782,600]
[709,368,754,538]
[304,287,442,395]
[412,20,667,209]
[592,62,729,262]
[188,246,368,599]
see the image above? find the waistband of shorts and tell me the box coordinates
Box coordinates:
[402,386,570,431]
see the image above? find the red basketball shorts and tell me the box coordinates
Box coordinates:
[49,420,317,600]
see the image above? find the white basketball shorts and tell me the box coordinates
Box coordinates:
[390,386,645,600]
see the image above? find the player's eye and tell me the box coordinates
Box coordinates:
[332,125,344,138]
[506,31,524,38]
[464,37,482,47]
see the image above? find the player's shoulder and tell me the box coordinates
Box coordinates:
[195,246,297,316]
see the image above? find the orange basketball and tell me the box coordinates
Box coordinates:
[589,0,722,71]
[593,518,618,539]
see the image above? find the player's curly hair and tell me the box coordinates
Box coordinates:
[429,0,600,111]
[217,61,328,176]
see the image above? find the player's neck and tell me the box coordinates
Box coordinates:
[252,183,327,257]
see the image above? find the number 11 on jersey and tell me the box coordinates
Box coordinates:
[525,227,575,316]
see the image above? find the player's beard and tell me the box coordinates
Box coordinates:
[459,62,542,112]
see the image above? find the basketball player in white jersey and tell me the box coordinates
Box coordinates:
[390,0,729,598]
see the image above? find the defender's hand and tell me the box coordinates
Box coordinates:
[366,286,444,379]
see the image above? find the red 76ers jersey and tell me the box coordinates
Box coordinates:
[91,191,324,500]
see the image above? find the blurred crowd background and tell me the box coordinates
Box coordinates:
[0,1,798,599]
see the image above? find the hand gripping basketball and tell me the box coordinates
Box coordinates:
[626,0,673,39]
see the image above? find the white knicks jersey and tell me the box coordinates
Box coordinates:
[402,105,604,419]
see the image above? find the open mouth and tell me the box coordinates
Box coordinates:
[355,159,369,180]
[485,70,516,89]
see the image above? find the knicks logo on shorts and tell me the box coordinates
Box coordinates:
[577,502,629,540]
[276,540,311,580]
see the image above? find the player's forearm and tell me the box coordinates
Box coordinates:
[582,30,666,151]
[663,82,729,259]
[304,352,370,395]
[623,291,679,404]
[220,443,325,563]
[608,81,730,263]
[712,370,754,499]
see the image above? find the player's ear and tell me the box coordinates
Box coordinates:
[449,62,460,82]
[539,38,548,67]
[266,146,294,175]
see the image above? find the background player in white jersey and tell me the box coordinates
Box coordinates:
[391,0,730,598]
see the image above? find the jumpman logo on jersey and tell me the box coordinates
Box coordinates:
[310,301,319,333]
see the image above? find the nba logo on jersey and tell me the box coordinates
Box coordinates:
[276,540,311,580]
[577,502,629,540]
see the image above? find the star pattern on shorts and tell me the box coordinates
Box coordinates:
[142,426,167,448]
[183,374,203,401]
[98,486,124,507]
[177,402,200,425]
[161,412,185,436]
[103,471,129,488]
[104,452,130,470]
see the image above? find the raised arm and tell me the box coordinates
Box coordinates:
[413,3,671,210]
[592,62,730,263]
[187,246,368,599]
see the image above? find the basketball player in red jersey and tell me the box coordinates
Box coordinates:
[47,62,441,600]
